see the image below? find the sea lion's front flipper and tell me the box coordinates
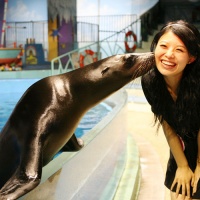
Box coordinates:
[60,133,84,152]
[0,137,42,199]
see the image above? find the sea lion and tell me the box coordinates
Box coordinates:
[0,52,155,199]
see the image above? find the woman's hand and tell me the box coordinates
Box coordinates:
[193,131,200,195]
[162,121,194,198]
[171,166,194,199]
[192,163,200,195]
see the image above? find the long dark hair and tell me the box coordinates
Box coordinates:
[147,20,200,136]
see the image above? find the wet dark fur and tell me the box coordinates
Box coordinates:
[0,53,154,199]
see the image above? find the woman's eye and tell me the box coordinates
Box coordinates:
[160,44,167,48]
[176,49,184,52]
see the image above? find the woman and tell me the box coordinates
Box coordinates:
[141,20,200,200]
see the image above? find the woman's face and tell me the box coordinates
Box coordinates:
[155,31,194,80]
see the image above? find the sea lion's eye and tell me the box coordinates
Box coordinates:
[101,67,109,75]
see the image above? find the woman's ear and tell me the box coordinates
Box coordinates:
[188,56,196,64]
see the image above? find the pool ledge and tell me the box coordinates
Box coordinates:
[0,70,54,79]
[20,88,141,200]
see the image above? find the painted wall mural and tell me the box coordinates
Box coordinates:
[48,0,76,61]
[0,0,76,62]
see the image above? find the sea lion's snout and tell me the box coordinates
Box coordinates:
[128,52,155,79]
[124,52,154,67]
[133,52,154,62]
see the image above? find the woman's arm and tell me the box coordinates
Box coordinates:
[162,120,194,199]
[192,130,200,195]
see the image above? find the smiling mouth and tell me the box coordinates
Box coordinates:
[161,60,176,68]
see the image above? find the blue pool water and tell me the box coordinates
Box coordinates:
[0,79,111,137]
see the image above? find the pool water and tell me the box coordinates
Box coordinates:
[0,79,111,137]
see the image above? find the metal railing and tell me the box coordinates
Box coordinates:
[76,21,99,43]
[76,14,138,42]
[6,20,48,59]
[51,17,141,75]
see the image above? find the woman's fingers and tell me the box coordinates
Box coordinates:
[192,168,200,195]
[171,180,181,198]
[171,179,176,192]
[191,176,194,187]
[192,177,198,195]
[186,183,191,198]
[179,184,185,199]
[171,180,191,198]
